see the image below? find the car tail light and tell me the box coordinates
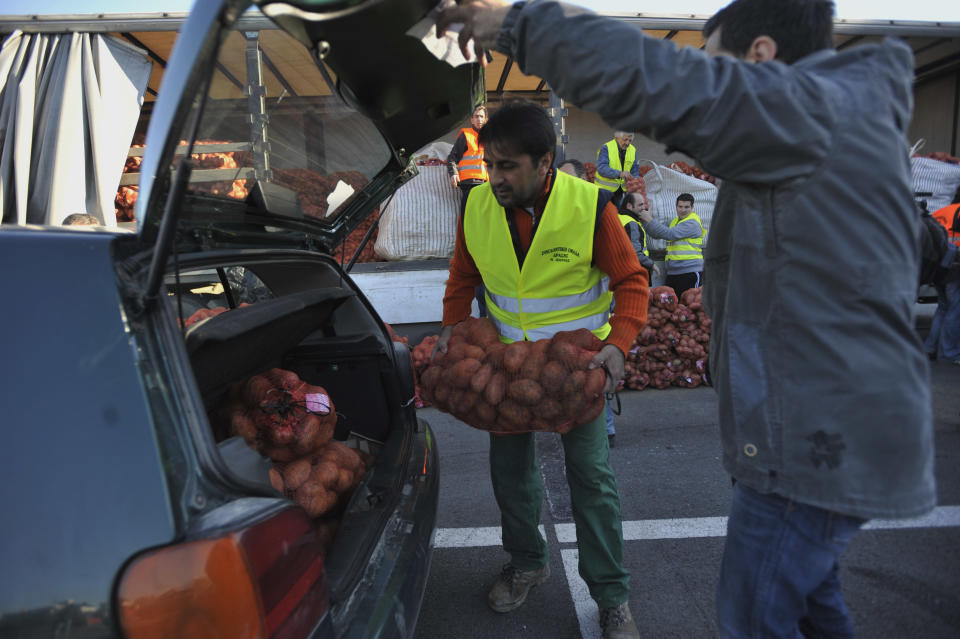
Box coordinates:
[117,507,328,639]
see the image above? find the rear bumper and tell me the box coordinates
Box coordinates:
[330,422,439,638]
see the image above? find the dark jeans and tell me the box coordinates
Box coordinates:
[458,180,487,317]
[475,285,487,318]
[665,271,701,297]
[458,180,484,211]
[716,483,865,639]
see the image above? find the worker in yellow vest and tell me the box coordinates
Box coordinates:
[637,192,705,296]
[595,131,639,208]
[436,101,648,639]
[446,104,489,210]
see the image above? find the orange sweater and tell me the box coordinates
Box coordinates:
[442,173,649,355]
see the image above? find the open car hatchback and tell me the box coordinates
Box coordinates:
[0,0,484,637]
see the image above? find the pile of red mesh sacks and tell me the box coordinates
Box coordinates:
[623,287,711,390]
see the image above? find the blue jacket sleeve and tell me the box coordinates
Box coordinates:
[595,144,618,179]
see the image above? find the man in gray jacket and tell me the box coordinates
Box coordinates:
[439,1,936,638]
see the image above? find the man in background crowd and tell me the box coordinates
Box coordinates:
[447,104,489,210]
[595,131,639,208]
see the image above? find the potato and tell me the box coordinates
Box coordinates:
[584,368,607,398]
[464,345,486,361]
[530,418,554,432]
[231,411,257,443]
[470,318,501,346]
[539,360,568,394]
[296,481,337,518]
[547,340,581,369]
[503,341,531,374]
[498,400,532,427]
[451,322,472,341]
[507,379,544,406]
[310,459,340,487]
[474,399,497,424]
[281,458,312,490]
[269,467,286,493]
[450,357,482,389]
[536,397,563,421]
[577,349,597,370]
[458,390,480,413]
[520,340,549,380]
[564,390,588,419]
[484,342,507,369]
[470,363,494,393]
[483,372,507,406]
[446,342,469,364]
[562,369,587,396]
[420,366,442,393]
[432,383,451,410]
[553,328,603,352]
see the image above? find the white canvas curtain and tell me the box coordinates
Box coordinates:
[0,30,151,226]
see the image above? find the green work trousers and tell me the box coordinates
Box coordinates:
[488,411,630,608]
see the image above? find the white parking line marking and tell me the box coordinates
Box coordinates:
[561,549,601,639]
[432,525,547,548]
[864,505,960,530]
[557,516,728,543]
[436,506,960,548]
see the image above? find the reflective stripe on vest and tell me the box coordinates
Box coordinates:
[665,212,705,262]
[618,213,649,256]
[594,139,636,192]
[464,171,613,343]
[457,128,487,181]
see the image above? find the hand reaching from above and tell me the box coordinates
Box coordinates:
[436,0,513,64]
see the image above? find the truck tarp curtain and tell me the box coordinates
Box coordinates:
[0,30,151,226]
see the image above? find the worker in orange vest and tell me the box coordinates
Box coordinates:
[926,185,960,364]
[447,105,490,317]
[447,105,489,211]
[931,187,960,247]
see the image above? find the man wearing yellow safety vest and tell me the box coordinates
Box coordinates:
[435,101,648,639]
[619,192,659,284]
[446,104,489,210]
[595,131,640,208]
[637,193,705,296]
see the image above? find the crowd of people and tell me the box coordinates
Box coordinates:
[434,1,952,637]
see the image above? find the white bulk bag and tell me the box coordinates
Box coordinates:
[638,160,718,252]
[375,163,459,260]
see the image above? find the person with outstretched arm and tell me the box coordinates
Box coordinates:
[438,2,936,637]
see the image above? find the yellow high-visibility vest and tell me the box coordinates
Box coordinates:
[595,140,636,192]
[464,171,613,342]
[665,212,705,262]
[456,128,487,181]
[618,213,649,257]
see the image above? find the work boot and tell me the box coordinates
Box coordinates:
[599,602,640,639]
[487,563,550,613]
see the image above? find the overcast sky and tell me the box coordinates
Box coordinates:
[2,0,957,22]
